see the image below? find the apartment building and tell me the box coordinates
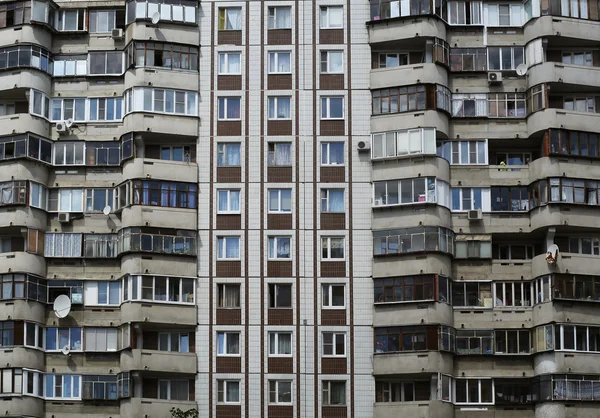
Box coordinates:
[368,0,600,417]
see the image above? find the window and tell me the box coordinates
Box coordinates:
[320,6,343,28]
[534,276,552,305]
[447,1,483,24]
[437,140,488,165]
[268,143,291,166]
[219,52,241,74]
[217,332,240,355]
[50,98,87,122]
[160,145,191,162]
[48,189,84,212]
[268,236,291,260]
[84,281,120,305]
[217,237,240,260]
[269,332,292,356]
[217,97,241,120]
[268,6,291,29]
[89,52,124,75]
[320,51,343,73]
[268,189,292,213]
[45,374,81,399]
[159,380,189,401]
[487,3,523,26]
[118,227,196,257]
[45,327,82,351]
[372,86,427,115]
[44,234,82,257]
[373,177,448,207]
[452,282,492,307]
[375,326,439,353]
[321,189,344,213]
[218,284,241,308]
[323,381,346,406]
[374,275,436,303]
[376,53,409,69]
[491,187,529,211]
[217,190,240,213]
[456,330,493,355]
[0,103,16,116]
[0,1,31,28]
[132,42,198,71]
[454,379,493,404]
[548,129,600,159]
[494,379,534,404]
[217,142,241,166]
[269,283,292,308]
[451,188,487,211]
[30,89,50,119]
[376,381,430,402]
[0,135,27,161]
[488,47,525,71]
[0,322,13,347]
[24,322,43,348]
[495,329,531,354]
[488,93,526,118]
[81,375,120,400]
[0,368,22,395]
[269,380,292,404]
[554,274,600,301]
[127,88,197,116]
[218,380,240,403]
[321,97,344,119]
[1,274,46,303]
[321,142,344,165]
[493,244,535,260]
[322,284,344,308]
[85,188,114,212]
[451,94,487,117]
[158,332,190,352]
[55,9,86,31]
[322,237,344,259]
[456,239,492,259]
[132,181,197,209]
[89,10,117,33]
[564,97,596,113]
[323,332,345,356]
[450,48,487,71]
[494,282,533,307]
[373,227,455,256]
[122,275,195,303]
[85,328,118,351]
[125,0,196,24]
[84,234,118,258]
[0,181,26,205]
[374,128,437,159]
[268,52,291,74]
[219,7,241,30]
[561,51,593,66]
[52,55,87,77]
[88,98,124,121]
[268,97,291,119]
[53,142,85,165]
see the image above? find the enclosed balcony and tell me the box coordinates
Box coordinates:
[0,88,49,137]
[0,227,45,276]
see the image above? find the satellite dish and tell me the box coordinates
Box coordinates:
[546,244,559,264]
[53,294,72,318]
[151,12,160,25]
[103,205,111,216]
[61,345,71,356]
[516,64,528,76]
[65,118,74,128]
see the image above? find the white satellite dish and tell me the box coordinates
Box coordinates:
[53,294,72,319]
[546,244,559,264]
[103,205,111,216]
[65,118,74,128]
[151,12,160,25]
[61,345,71,356]
[515,64,528,76]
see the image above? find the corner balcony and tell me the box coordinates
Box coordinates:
[1,396,44,418]
[374,253,453,279]
[528,62,600,89]
[529,156,600,183]
[527,108,600,136]
[0,252,45,277]
[1,68,51,95]
[524,16,600,43]
[120,349,197,374]
[374,301,453,327]
[120,254,197,277]
[530,204,600,231]
[0,112,49,138]
[0,299,45,324]
[532,252,600,278]
[2,346,45,370]
[0,206,47,230]
[4,24,53,49]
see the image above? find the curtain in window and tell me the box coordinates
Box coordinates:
[278,334,291,353]
[226,145,240,165]
[330,383,346,405]
[227,382,239,402]
[226,9,241,29]
[329,190,345,212]
[226,238,239,258]
[218,192,229,211]
[277,53,290,72]
[276,8,291,27]
[276,145,291,165]
[225,287,240,307]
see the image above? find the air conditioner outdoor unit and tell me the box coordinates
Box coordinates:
[56,121,69,134]
[467,209,483,221]
[111,28,124,39]
[488,72,503,84]
[58,212,71,223]
[357,140,370,151]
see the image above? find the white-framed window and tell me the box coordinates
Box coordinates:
[217,97,241,120]
[54,142,85,165]
[84,281,120,306]
[494,281,533,307]
[23,370,42,396]
[0,103,16,116]
[85,188,114,212]
[322,284,345,308]
[45,374,81,399]
[84,328,118,351]
[377,53,409,68]
[323,332,345,356]
[217,332,240,355]
[30,89,50,119]
[219,52,241,74]
[321,142,344,165]
[29,182,48,210]
[268,52,291,74]
[125,0,196,24]
[487,3,523,26]
[49,188,84,212]
[218,380,240,403]
[268,142,292,166]
[89,51,124,75]
[268,6,291,29]
[376,380,431,402]
[268,236,291,260]
[217,190,240,213]
[54,9,86,31]
[454,378,494,404]
[50,98,86,122]
[218,284,241,308]
[322,237,345,260]
[373,177,449,207]
[24,322,44,348]
[322,380,346,405]
[269,332,292,356]
[159,332,190,352]
[127,88,197,116]
[561,51,593,66]
[268,189,292,213]
[320,6,343,28]
[437,140,488,165]
[45,327,82,351]
[89,10,117,33]
[321,189,345,213]
[321,97,344,119]
[451,94,488,117]
[89,97,124,121]
[320,50,343,74]
[448,1,483,24]
[564,97,596,113]
[488,47,524,71]
[268,97,291,120]
[373,128,437,159]
[219,7,242,30]
[269,283,292,308]
[451,187,490,211]
[44,233,83,257]
[217,236,240,260]
[0,368,22,395]
[269,380,292,404]
[158,379,189,401]
[217,142,241,166]
[122,275,195,304]
[53,55,87,76]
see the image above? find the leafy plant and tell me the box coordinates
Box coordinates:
[170,407,199,418]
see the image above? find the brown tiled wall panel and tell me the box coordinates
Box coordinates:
[268,405,294,417]
[320,74,344,90]
[267,261,293,277]
[320,166,345,182]
[267,120,293,136]
[216,214,242,230]
[216,261,241,277]
[216,356,241,373]
[218,75,242,90]
[216,405,242,418]
[321,261,346,278]
[268,166,293,183]
[217,121,242,136]
[268,308,293,325]
[321,309,347,326]
[319,29,344,44]
[267,29,292,45]
[267,213,293,230]
[320,213,345,230]
[322,406,348,418]
[320,120,345,136]
[268,357,294,374]
[321,357,347,374]
[216,308,242,325]
[267,74,293,90]
[218,30,242,45]
[217,166,242,183]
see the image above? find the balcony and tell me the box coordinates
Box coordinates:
[529,156,600,183]
[124,68,199,93]
[120,301,197,326]
[372,205,452,231]
[1,346,45,370]
[372,157,450,183]
[528,62,600,89]
[0,299,45,324]
[450,164,529,187]
[374,301,453,327]
[121,206,198,230]
[2,397,44,418]
[0,206,47,230]
[122,158,198,183]
[0,252,45,277]
[530,204,600,231]
[534,299,600,327]
[126,20,200,46]
[120,398,198,418]
[528,108,600,136]
[371,110,449,138]
[373,351,453,375]
[123,112,198,137]
[371,63,447,90]
[374,400,453,418]
[531,252,600,278]
[374,252,452,278]
[524,16,600,43]
[1,68,51,94]
[368,16,446,44]
[120,349,197,374]
[120,254,197,277]
[0,112,49,138]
